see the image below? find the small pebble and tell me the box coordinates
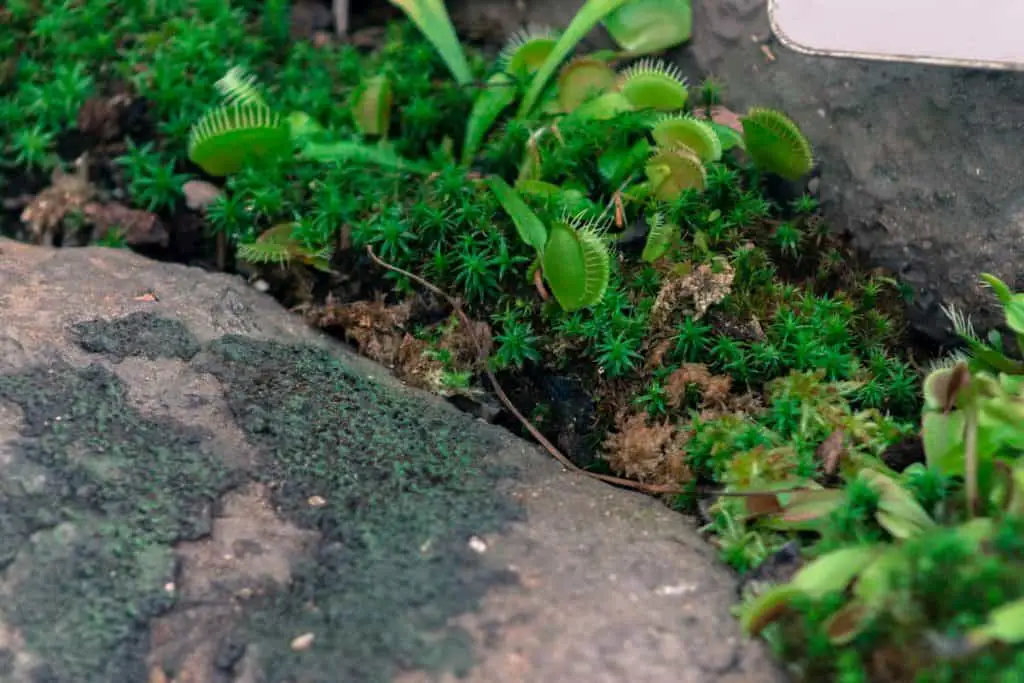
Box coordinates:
[307,495,327,507]
[291,632,315,651]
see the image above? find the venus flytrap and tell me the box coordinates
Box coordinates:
[488,176,611,312]
[601,0,692,56]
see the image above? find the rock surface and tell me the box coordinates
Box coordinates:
[448,0,1024,344]
[0,238,784,683]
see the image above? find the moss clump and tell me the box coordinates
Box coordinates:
[0,361,235,683]
[197,336,524,683]
[70,311,202,361]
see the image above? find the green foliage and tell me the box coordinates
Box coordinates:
[602,0,692,55]
[725,284,1024,681]
[117,140,190,212]
[387,0,473,85]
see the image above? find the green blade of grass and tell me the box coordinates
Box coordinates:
[389,0,473,86]
[461,72,518,166]
[300,141,431,174]
[486,175,548,253]
[516,0,634,118]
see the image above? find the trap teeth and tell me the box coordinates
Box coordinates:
[618,58,689,111]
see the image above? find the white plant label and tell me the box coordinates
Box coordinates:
[768,0,1024,70]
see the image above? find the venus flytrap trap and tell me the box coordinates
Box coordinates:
[601,0,693,56]
[487,176,611,312]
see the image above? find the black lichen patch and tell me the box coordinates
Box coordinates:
[198,336,524,683]
[70,311,202,361]
[0,361,236,683]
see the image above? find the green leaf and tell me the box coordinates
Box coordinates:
[644,147,706,200]
[299,141,430,174]
[516,179,565,198]
[517,0,634,118]
[790,545,881,599]
[739,585,803,636]
[557,57,618,112]
[542,220,611,311]
[286,111,327,143]
[597,139,650,186]
[964,336,1024,373]
[740,107,814,180]
[860,469,935,539]
[852,546,906,608]
[571,91,636,121]
[824,600,875,645]
[768,489,844,530]
[602,0,692,54]
[980,272,1014,306]
[641,211,679,263]
[353,74,393,137]
[461,72,518,165]
[651,115,721,162]
[388,0,473,85]
[709,121,745,151]
[486,175,549,253]
[968,597,1024,647]
[922,411,966,476]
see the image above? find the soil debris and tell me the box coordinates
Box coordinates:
[15,155,165,247]
[303,295,491,393]
[289,0,334,41]
[696,106,744,133]
[290,632,316,651]
[664,363,732,410]
[82,200,169,247]
[649,260,734,330]
[602,412,690,488]
[19,156,94,245]
[182,180,224,213]
[77,93,134,142]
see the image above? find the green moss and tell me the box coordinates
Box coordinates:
[196,336,524,683]
[0,361,235,682]
[70,311,202,361]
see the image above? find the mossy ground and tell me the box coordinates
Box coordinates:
[0,313,522,683]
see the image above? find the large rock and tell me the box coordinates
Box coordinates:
[0,238,784,683]
[448,0,1024,344]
